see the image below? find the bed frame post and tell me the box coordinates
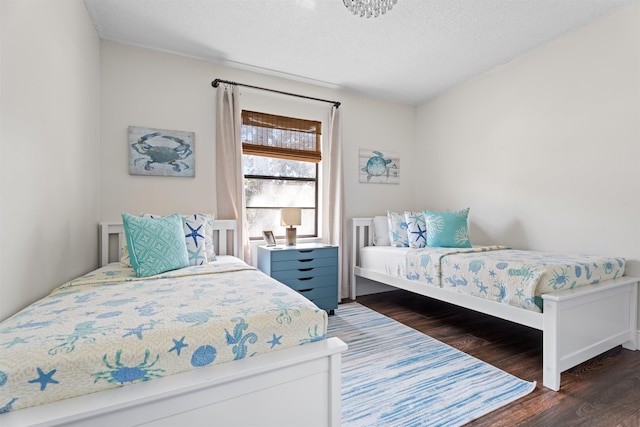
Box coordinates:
[100,222,124,266]
[542,299,561,391]
[328,349,343,426]
[351,218,374,300]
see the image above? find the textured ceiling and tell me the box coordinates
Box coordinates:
[84,0,634,105]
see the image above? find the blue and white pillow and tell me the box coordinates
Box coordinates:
[122,213,215,267]
[143,213,209,266]
[122,212,190,277]
[387,210,409,247]
[404,211,427,248]
[423,208,471,248]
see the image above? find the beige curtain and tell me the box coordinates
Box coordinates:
[327,106,347,298]
[215,84,250,262]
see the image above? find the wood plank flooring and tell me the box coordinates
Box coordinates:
[352,290,640,427]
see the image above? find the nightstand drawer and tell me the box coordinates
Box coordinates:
[272,266,337,282]
[275,274,337,291]
[271,257,337,272]
[269,247,337,262]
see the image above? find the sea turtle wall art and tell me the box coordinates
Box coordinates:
[359,149,400,184]
[129,126,195,177]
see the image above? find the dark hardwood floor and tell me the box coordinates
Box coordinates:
[352,290,640,427]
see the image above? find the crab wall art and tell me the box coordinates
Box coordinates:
[358,149,400,184]
[128,126,195,177]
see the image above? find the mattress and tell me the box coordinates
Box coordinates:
[0,257,327,413]
[362,245,625,313]
[360,246,411,278]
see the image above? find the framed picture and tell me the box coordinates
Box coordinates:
[262,230,276,246]
[359,149,400,184]
[129,126,195,177]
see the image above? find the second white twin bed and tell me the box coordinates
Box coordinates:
[352,214,638,391]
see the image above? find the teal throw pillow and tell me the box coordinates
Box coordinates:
[122,212,189,277]
[423,208,471,248]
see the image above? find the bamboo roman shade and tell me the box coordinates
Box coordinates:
[241,110,322,163]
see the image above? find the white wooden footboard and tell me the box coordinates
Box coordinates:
[2,337,347,427]
[542,277,637,390]
[351,217,638,391]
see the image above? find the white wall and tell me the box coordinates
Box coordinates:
[0,0,101,320]
[99,41,416,269]
[415,3,640,325]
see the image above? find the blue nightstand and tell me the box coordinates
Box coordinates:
[257,243,338,314]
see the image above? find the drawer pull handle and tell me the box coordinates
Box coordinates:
[298,259,313,263]
[298,288,313,293]
[298,277,313,281]
[299,250,314,253]
[298,268,313,272]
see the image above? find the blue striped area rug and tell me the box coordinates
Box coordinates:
[327,303,536,427]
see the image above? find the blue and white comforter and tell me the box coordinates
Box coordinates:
[0,258,327,413]
[406,247,625,312]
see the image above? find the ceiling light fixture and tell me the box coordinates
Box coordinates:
[343,0,398,18]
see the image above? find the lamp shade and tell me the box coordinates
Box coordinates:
[280,208,302,227]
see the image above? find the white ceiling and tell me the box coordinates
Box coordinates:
[83,0,634,105]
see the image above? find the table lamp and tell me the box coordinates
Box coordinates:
[281,208,301,246]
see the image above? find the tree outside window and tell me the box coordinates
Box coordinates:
[241,111,321,240]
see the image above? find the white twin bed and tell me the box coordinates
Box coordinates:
[0,220,346,427]
[352,217,638,391]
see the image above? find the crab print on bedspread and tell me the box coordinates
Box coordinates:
[0,260,327,413]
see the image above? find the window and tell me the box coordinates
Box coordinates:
[242,110,322,240]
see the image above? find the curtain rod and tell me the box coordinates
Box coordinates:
[211,78,341,108]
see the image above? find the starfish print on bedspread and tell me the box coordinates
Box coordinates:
[28,368,59,391]
[123,320,162,340]
[169,336,188,356]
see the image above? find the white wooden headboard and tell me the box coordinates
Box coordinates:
[99,220,239,267]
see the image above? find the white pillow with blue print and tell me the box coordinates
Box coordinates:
[404,211,427,248]
[423,207,471,248]
[387,210,409,247]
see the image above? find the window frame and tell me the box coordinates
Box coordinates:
[241,110,322,241]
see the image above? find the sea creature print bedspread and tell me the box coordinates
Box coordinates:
[0,259,328,413]
[406,247,625,312]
